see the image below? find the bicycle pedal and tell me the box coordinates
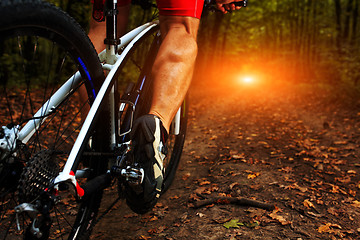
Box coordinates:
[120,166,144,185]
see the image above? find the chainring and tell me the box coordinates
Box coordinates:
[18,150,59,203]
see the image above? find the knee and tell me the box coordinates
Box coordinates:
[160,28,198,66]
[158,16,200,63]
[170,32,198,63]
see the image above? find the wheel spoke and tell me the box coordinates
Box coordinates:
[1,34,93,239]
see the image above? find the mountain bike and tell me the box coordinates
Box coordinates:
[0,0,246,239]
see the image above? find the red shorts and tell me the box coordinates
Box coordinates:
[156,0,204,19]
[119,0,204,19]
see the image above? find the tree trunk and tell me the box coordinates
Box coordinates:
[344,0,354,43]
[351,0,358,47]
[334,0,342,52]
[208,12,224,68]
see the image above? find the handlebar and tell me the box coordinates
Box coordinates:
[232,0,247,7]
[204,0,248,11]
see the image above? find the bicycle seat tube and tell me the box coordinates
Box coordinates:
[104,0,120,64]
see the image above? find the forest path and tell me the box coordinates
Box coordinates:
[93,79,360,240]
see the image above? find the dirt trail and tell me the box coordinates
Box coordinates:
[93,79,360,240]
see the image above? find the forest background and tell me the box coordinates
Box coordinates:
[48,0,360,102]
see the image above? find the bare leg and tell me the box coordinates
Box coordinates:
[149,16,200,132]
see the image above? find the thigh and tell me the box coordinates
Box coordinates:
[156,0,205,19]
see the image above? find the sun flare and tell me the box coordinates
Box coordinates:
[238,75,256,85]
[243,76,254,84]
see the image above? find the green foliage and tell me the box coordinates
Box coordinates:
[127,1,158,30]
[223,219,259,229]
[223,219,243,229]
[196,0,360,93]
[39,0,360,98]
[1,36,78,90]
[45,0,91,30]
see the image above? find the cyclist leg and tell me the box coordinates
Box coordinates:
[126,1,203,214]
[149,15,200,132]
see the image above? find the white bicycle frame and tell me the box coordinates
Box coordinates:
[11,21,156,193]
[9,20,182,196]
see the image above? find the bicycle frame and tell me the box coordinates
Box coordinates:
[7,0,186,199]
[58,21,162,193]
[8,21,160,196]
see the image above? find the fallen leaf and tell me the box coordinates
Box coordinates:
[210,135,217,140]
[330,184,340,194]
[223,219,244,229]
[318,223,342,233]
[229,182,240,190]
[149,216,158,221]
[332,165,341,171]
[148,228,157,234]
[199,180,211,186]
[335,176,351,184]
[318,223,331,233]
[352,200,360,208]
[327,207,338,216]
[182,173,190,181]
[196,212,205,218]
[303,199,315,209]
[212,217,232,224]
[139,235,151,240]
[334,160,347,165]
[232,153,245,159]
[194,187,207,195]
[269,212,291,225]
[244,221,260,228]
[248,172,260,179]
[349,189,356,196]
[328,147,339,152]
[279,167,293,173]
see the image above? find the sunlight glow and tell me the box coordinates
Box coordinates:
[238,75,257,86]
[243,76,254,84]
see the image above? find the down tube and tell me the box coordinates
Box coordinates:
[18,71,83,144]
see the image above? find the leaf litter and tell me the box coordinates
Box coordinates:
[88,84,360,239]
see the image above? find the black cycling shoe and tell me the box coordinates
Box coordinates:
[125,114,168,214]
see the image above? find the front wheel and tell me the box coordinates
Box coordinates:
[162,96,188,193]
[114,25,188,213]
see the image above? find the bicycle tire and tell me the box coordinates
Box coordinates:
[115,25,188,213]
[0,0,109,239]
